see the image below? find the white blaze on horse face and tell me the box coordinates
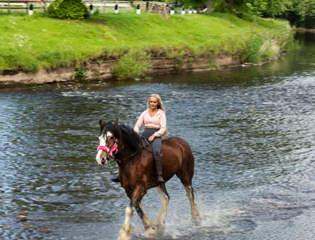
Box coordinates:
[95,131,114,165]
[99,134,106,146]
[96,133,107,165]
[106,131,113,140]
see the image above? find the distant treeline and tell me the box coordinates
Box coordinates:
[153,0,315,28]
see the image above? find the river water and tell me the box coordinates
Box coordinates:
[0,33,314,240]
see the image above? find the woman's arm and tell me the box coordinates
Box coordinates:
[153,111,167,137]
[133,111,145,133]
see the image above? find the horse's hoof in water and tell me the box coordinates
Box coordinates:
[144,223,165,239]
[118,224,132,240]
[193,214,202,226]
[152,221,165,231]
[144,225,158,239]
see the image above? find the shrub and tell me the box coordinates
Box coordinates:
[240,34,264,63]
[74,66,86,81]
[113,51,152,80]
[48,0,89,20]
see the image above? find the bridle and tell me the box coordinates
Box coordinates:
[97,127,152,163]
[97,131,119,158]
[97,143,118,157]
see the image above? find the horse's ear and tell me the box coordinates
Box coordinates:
[113,118,119,126]
[99,119,106,131]
[112,118,121,138]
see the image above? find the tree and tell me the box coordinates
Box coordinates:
[159,0,315,28]
[215,0,292,17]
[160,0,213,11]
[48,0,89,19]
[290,0,315,27]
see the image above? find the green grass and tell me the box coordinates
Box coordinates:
[0,12,292,72]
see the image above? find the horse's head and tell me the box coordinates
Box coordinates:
[96,120,120,166]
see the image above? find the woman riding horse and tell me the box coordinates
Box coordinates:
[134,94,167,183]
[96,118,201,239]
[111,94,167,183]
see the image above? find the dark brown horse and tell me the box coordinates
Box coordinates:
[95,120,201,240]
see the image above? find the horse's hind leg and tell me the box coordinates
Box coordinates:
[184,185,201,225]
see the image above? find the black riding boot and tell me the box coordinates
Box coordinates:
[154,155,165,183]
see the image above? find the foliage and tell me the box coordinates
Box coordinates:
[113,51,152,80]
[285,0,315,27]
[239,33,284,63]
[206,0,292,17]
[174,0,207,8]
[247,0,292,17]
[240,33,264,62]
[213,0,315,27]
[158,0,211,9]
[48,0,89,20]
[160,0,315,25]
[162,0,315,27]
[74,66,86,81]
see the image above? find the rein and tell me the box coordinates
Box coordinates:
[140,137,152,152]
[116,138,152,164]
[97,125,153,164]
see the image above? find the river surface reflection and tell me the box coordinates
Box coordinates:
[0,33,314,240]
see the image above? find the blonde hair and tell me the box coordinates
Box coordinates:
[147,94,165,111]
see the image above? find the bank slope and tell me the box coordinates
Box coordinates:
[0,12,292,80]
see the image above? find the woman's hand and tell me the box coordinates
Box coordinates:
[148,135,155,142]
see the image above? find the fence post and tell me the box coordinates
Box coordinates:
[7,0,10,13]
[114,3,119,14]
[89,4,94,14]
[136,4,141,15]
[28,4,34,15]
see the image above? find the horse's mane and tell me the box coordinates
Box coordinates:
[119,124,142,153]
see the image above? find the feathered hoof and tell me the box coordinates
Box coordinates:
[118,224,132,240]
[192,213,202,226]
[144,223,165,239]
[144,225,158,239]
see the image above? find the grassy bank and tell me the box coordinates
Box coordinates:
[0,12,292,76]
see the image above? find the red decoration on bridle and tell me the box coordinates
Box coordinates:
[97,142,118,157]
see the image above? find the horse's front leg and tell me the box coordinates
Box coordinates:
[118,186,153,239]
[128,185,151,230]
[135,203,152,230]
[131,186,161,238]
[156,184,170,227]
[118,204,133,240]
[141,185,170,239]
